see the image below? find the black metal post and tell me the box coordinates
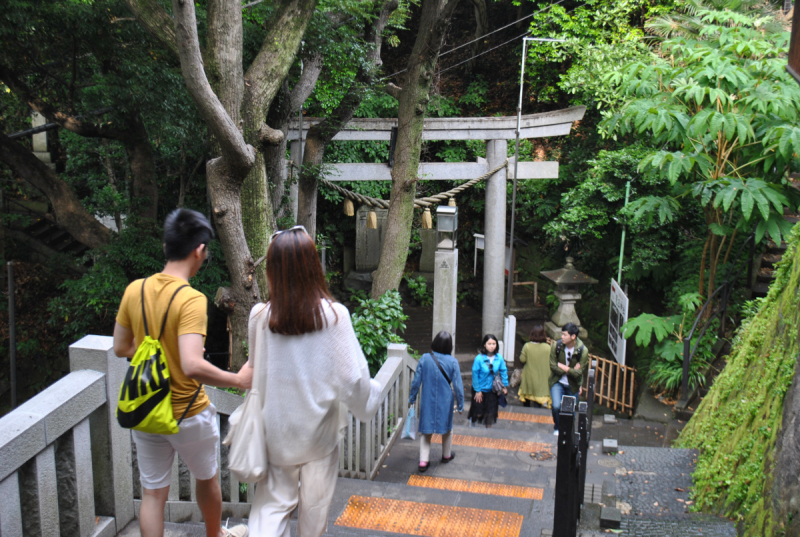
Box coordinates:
[8,261,16,408]
[718,284,729,339]
[680,337,691,404]
[554,395,578,537]
[577,401,589,510]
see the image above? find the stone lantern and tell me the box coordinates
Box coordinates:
[540,257,598,340]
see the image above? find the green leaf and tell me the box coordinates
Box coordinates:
[622,313,677,347]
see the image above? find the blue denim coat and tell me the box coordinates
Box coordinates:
[408,352,465,435]
[471,354,508,393]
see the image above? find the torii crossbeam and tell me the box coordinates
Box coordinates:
[285,106,586,340]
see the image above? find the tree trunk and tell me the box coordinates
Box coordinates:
[468,0,488,73]
[371,0,460,299]
[207,157,261,369]
[125,111,159,222]
[265,54,324,225]
[296,0,399,239]
[0,134,112,249]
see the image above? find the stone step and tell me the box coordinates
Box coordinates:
[752,281,771,297]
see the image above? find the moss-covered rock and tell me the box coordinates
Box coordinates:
[677,225,800,536]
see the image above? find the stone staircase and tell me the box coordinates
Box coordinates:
[117,405,736,537]
[752,210,799,298]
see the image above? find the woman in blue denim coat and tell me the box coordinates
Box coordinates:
[467,334,508,428]
[408,331,465,473]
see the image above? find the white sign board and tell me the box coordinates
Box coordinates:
[608,279,629,365]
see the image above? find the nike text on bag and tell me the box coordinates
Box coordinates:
[117,279,200,435]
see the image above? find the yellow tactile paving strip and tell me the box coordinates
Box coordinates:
[335,495,523,537]
[498,411,553,424]
[432,433,551,454]
[408,475,544,500]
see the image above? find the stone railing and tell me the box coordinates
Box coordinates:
[339,343,418,480]
[0,337,418,533]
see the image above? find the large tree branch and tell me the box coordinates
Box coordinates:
[0,134,112,249]
[243,0,318,121]
[207,0,244,124]
[289,52,324,113]
[297,0,399,236]
[123,0,180,58]
[171,0,255,177]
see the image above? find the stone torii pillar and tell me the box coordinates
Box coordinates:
[484,139,507,338]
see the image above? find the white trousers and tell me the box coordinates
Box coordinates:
[419,431,452,462]
[248,446,339,537]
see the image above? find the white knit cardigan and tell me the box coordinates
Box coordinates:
[248,301,381,467]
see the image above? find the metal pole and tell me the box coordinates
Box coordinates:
[506,38,529,317]
[554,395,578,537]
[681,336,691,404]
[617,181,631,284]
[8,261,16,408]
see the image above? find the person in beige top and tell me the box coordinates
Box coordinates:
[113,209,252,537]
[518,325,552,409]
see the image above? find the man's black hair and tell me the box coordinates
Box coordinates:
[562,322,579,338]
[431,331,453,355]
[163,209,214,261]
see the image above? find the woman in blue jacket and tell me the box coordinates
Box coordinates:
[409,331,465,473]
[468,334,508,428]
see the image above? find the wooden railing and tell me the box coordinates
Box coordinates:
[588,355,636,415]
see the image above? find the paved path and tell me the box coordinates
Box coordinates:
[117,404,735,537]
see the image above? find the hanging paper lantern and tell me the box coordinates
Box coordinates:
[343,198,355,216]
[421,207,433,229]
[367,209,378,229]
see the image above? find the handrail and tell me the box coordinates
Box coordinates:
[679,232,757,405]
[339,343,418,480]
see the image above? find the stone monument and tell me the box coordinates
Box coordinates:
[541,257,598,340]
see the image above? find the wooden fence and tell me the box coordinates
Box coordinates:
[585,356,636,415]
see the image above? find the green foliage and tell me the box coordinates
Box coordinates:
[350,290,408,374]
[601,8,800,249]
[677,224,800,534]
[48,223,229,344]
[404,274,432,307]
[622,290,713,394]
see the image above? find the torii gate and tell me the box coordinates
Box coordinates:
[286,106,586,340]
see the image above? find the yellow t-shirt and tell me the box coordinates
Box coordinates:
[116,273,210,420]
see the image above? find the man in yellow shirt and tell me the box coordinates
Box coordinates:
[113,209,252,537]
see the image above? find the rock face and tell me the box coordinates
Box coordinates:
[770,351,800,537]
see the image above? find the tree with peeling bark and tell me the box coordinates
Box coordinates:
[371,0,461,299]
[296,0,400,238]
[120,0,317,368]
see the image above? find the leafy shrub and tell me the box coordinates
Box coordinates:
[350,289,408,374]
[48,223,229,344]
[622,292,714,396]
[404,274,432,307]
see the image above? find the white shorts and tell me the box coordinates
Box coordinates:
[132,405,219,490]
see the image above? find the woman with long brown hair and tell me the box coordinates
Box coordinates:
[247,226,380,537]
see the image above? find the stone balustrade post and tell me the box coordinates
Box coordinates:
[69,335,135,533]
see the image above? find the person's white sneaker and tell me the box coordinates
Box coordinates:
[553,430,559,436]
[222,524,249,537]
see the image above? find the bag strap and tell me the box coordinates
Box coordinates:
[158,284,189,341]
[429,353,452,385]
[140,278,150,337]
[176,385,204,425]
